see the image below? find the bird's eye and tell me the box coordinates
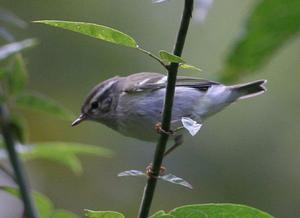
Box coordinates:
[91,101,99,110]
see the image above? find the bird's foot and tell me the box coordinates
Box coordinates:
[155,122,174,136]
[146,163,166,178]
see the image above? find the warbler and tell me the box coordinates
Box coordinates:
[72,72,266,153]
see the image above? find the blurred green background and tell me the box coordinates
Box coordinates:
[1,0,300,217]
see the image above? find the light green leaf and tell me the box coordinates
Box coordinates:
[16,91,75,121]
[220,0,300,82]
[179,63,202,72]
[1,186,54,218]
[33,20,138,48]
[84,209,125,218]
[156,204,274,218]
[8,54,28,95]
[0,39,36,61]
[159,50,185,64]
[51,209,80,218]
[22,142,112,174]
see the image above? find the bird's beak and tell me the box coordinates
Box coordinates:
[71,114,87,127]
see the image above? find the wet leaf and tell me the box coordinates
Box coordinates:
[34,20,138,48]
[16,91,75,121]
[220,0,300,82]
[160,174,193,189]
[118,170,146,177]
[159,50,185,64]
[152,0,171,4]
[84,209,125,218]
[181,117,202,136]
[0,39,36,61]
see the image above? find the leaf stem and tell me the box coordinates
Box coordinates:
[0,105,38,218]
[137,1,194,217]
[138,47,170,70]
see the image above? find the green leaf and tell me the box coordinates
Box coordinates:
[8,54,28,95]
[16,91,75,121]
[159,50,185,64]
[179,63,202,72]
[33,20,138,48]
[220,0,300,82]
[51,209,80,218]
[22,142,112,174]
[1,186,54,218]
[152,204,273,218]
[84,209,125,218]
[0,39,36,61]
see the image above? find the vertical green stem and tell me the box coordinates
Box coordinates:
[0,105,38,218]
[138,1,194,217]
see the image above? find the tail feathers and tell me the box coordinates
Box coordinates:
[230,80,267,100]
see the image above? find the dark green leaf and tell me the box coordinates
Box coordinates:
[220,0,300,82]
[8,114,28,143]
[159,50,185,64]
[51,209,80,218]
[152,204,273,218]
[8,54,28,95]
[22,142,112,174]
[16,91,75,121]
[33,20,138,48]
[0,39,36,61]
[84,209,125,218]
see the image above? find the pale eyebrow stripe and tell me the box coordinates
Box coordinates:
[92,80,116,102]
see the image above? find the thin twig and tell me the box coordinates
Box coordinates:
[138,47,170,70]
[0,105,38,218]
[137,1,194,218]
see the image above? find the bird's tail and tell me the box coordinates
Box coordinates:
[230,80,267,100]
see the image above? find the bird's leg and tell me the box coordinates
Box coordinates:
[164,134,183,157]
[154,121,184,157]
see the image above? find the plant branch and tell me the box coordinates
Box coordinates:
[0,105,38,218]
[138,1,194,218]
[138,47,169,70]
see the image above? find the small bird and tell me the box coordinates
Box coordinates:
[72,72,266,154]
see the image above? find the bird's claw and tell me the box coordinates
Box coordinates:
[146,163,166,178]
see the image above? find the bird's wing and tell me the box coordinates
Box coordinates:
[122,72,219,93]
